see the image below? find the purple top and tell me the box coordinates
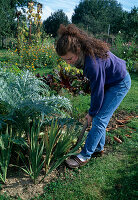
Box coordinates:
[83,51,127,117]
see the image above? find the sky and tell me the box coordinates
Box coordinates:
[38,0,138,21]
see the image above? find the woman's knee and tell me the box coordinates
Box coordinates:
[92,116,108,130]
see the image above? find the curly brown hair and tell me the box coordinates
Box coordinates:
[56,24,109,59]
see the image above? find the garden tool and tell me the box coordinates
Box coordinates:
[74,119,88,147]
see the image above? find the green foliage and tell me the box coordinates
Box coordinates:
[0,125,12,183]
[7,36,60,71]
[0,68,72,134]
[111,35,138,72]
[72,1,137,41]
[16,117,84,184]
[40,61,90,95]
[0,61,22,75]
[0,0,16,37]
[121,7,138,42]
[0,0,32,39]
[72,0,124,34]
[19,118,45,184]
[43,120,73,174]
[40,119,85,184]
[43,10,70,37]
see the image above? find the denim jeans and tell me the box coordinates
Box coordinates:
[81,72,131,159]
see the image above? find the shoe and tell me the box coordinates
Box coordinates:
[65,155,90,169]
[91,150,104,158]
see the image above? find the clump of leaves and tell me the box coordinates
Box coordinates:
[36,64,90,95]
[39,119,85,183]
[0,125,12,184]
[0,68,72,135]
[18,118,45,184]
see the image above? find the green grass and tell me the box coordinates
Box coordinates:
[117,73,138,113]
[34,66,55,76]
[0,49,10,62]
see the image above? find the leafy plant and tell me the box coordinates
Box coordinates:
[16,117,83,184]
[43,119,71,174]
[36,61,90,95]
[19,118,45,184]
[0,68,72,134]
[111,35,138,72]
[39,119,85,183]
[0,125,12,183]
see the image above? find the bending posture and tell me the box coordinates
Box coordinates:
[56,24,131,169]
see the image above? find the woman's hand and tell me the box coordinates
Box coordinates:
[85,113,92,127]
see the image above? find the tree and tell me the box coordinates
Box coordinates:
[43,10,70,37]
[121,7,138,41]
[72,0,124,35]
[0,0,37,47]
[0,0,16,37]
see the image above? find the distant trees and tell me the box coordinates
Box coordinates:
[72,0,124,35]
[121,7,138,40]
[0,0,137,43]
[0,0,33,37]
[0,0,36,48]
[43,10,70,37]
[0,0,16,38]
[71,0,138,41]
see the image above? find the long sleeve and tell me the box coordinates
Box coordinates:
[84,56,105,117]
[83,52,127,117]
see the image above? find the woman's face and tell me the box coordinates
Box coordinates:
[61,52,79,65]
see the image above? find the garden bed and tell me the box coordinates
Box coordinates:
[0,111,137,200]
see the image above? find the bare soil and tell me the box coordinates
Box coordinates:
[0,111,136,200]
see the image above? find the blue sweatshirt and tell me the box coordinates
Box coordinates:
[83,51,127,117]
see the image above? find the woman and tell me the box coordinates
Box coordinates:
[56,24,131,169]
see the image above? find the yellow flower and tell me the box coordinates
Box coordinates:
[77,69,80,74]
[33,68,36,70]
[65,67,69,71]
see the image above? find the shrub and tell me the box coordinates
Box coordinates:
[111,35,138,72]
[7,36,60,72]
[0,68,72,134]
